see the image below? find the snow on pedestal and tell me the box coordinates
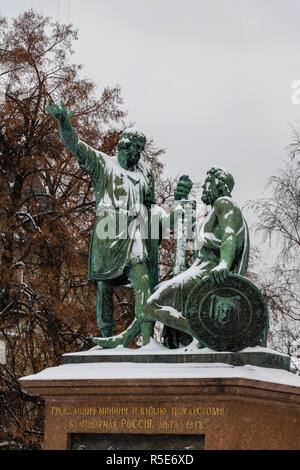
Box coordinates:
[19,339,300,388]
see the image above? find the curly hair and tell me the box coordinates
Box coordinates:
[117,129,146,151]
[207,167,235,197]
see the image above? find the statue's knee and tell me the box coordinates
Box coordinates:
[142,303,155,320]
[154,286,175,308]
[141,273,150,290]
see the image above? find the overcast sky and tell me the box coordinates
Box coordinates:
[1,0,300,263]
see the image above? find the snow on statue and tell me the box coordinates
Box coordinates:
[94,166,252,349]
[47,101,191,345]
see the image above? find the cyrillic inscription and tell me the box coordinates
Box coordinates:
[50,403,225,432]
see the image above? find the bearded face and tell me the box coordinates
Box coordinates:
[201,173,220,205]
[201,168,233,205]
[117,133,146,170]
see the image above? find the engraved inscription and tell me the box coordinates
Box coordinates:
[171,406,225,416]
[50,404,225,433]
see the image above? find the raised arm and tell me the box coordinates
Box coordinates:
[172,174,194,230]
[46,101,103,181]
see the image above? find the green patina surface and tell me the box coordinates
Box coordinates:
[48,102,270,355]
[185,274,269,352]
[47,101,193,345]
[61,350,290,371]
[93,166,269,352]
[47,102,161,342]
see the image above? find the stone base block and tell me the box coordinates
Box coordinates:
[19,349,300,450]
[61,345,291,371]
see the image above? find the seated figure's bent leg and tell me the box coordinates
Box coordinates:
[92,264,205,349]
[142,304,190,335]
[129,262,154,345]
[96,281,114,337]
[142,271,203,338]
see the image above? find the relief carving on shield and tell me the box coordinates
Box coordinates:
[209,294,242,327]
[185,274,269,352]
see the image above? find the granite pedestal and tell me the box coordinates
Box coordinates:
[19,342,300,450]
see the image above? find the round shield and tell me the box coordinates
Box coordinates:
[185,274,269,352]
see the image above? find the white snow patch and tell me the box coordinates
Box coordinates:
[205,232,221,242]
[220,196,239,209]
[122,128,146,137]
[224,210,234,219]
[19,360,300,387]
[148,260,210,303]
[62,342,287,358]
[212,260,228,271]
[19,338,299,387]
[210,165,230,175]
[0,339,6,364]
[159,306,183,319]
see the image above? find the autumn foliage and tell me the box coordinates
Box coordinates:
[0,10,169,449]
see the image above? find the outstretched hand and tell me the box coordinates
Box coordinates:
[210,264,229,285]
[46,100,73,122]
[174,175,193,201]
